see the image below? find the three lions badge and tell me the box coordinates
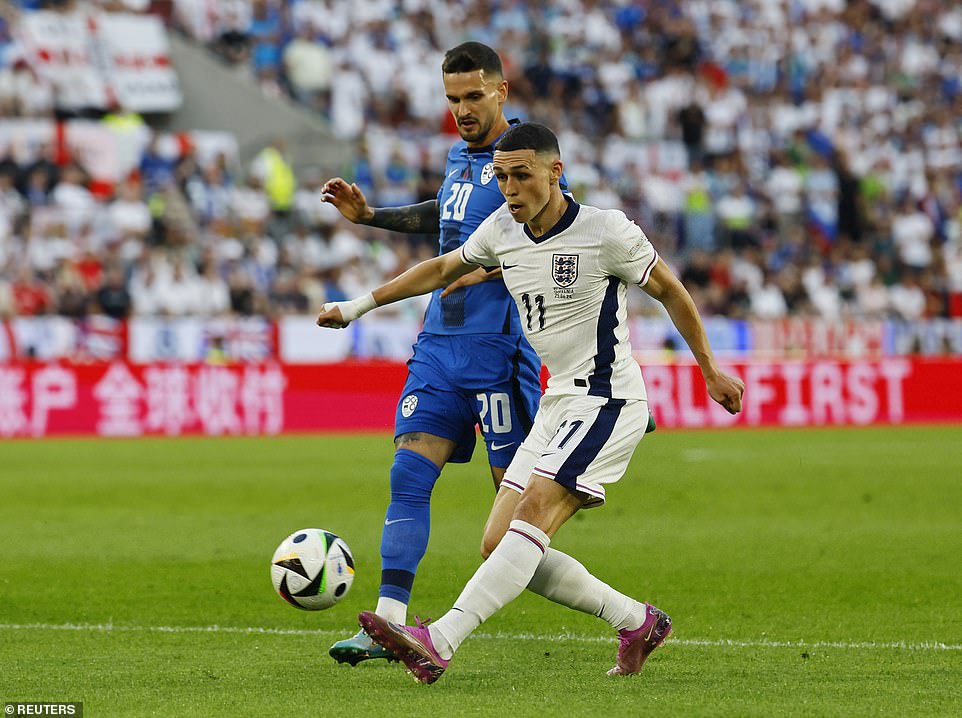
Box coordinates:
[552,254,579,288]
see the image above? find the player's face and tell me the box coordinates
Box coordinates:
[493,149,560,225]
[442,70,507,146]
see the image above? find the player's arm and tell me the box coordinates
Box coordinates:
[641,259,745,414]
[321,178,439,233]
[439,266,502,298]
[316,250,477,328]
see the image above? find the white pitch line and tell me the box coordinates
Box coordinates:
[0,622,959,652]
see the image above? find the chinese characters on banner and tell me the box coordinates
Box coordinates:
[1,359,960,439]
[1,363,286,438]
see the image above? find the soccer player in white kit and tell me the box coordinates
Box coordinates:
[317,122,744,684]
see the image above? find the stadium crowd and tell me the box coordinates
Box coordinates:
[0,0,961,323]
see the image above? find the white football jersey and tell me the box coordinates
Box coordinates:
[461,198,659,400]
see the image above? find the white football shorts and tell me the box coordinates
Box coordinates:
[500,393,649,508]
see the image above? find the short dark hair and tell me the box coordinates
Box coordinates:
[442,42,503,76]
[495,122,560,156]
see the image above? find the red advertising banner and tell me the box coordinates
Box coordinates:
[642,358,961,428]
[0,359,959,439]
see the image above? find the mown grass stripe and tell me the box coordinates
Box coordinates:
[1,622,958,651]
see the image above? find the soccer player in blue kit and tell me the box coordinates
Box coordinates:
[321,43,557,665]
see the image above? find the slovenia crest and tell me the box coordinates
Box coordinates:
[481,162,495,185]
[401,394,418,417]
[552,254,579,288]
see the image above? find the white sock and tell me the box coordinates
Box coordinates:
[429,520,550,659]
[527,548,646,632]
[374,596,407,625]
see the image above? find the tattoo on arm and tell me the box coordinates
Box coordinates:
[368,200,440,234]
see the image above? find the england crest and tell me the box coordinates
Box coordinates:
[552,254,579,288]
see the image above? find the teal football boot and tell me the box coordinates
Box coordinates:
[329,629,398,666]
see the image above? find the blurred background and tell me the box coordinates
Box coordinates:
[0,0,959,436]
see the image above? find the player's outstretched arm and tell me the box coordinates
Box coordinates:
[316,250,477,328]
[321,178,440,233]
[439,266,502,298]
[641,259,745,414]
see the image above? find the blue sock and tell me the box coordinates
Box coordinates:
[379,449,441,604]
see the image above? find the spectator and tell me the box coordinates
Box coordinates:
[889,274,927,321]
[231,175,272,230]
[268,268,308,315]
[129,257,166,316]
[677,99,706,166]
[250,138,296,217]
[891,195,935,269]
[0,272,13,317]
[53,262,89,317]
[11,265,53,316]
[138,134,176,193]
[855,274,891,319]
[94,263,132,319]
[108,179,152,260]
[282,23,332,108]
[749,269,789,319]
[715,182,756,249]
[195,259,231,316]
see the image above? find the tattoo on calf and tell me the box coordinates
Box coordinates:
[395,432,423,448]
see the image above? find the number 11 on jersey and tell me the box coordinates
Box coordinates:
[521,293,545,331]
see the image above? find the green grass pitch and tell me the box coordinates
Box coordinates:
[1,426,961,717]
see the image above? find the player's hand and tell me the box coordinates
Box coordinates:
[439,267,498,298]
[706,372,745,414]
[321,178,374,224]
[316,303,350,329]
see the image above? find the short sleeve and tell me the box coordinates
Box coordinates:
[601,210,659,286]
[460,212,500,268]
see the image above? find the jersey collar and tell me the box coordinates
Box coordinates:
[466,118,522,154]
[524,195,580,244]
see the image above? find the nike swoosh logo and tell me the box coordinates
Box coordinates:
[500,263,518,270]
[384,518,415,526]
[491,442,515,451]
[447,168,460,178]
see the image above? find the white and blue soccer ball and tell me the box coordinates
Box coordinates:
[271,528,355,610]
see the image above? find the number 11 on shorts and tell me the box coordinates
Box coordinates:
[551,419,585,451]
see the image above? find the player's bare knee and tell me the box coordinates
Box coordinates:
[512,493,542,526]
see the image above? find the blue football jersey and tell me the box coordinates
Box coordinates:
[422,136,515,335]
[421,123,568,336]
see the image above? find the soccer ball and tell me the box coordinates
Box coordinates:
[271,528,355,610]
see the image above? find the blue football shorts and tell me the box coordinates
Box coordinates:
[394,334,541,468]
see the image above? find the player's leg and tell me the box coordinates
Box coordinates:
[329,432,453,666]
[482,483,647,635]
[365,396,669,678]
[376,375,483,620]
[513,395,670,676]
[359,473,581,683]
[331,376,474,666]
[376,431,454,621]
